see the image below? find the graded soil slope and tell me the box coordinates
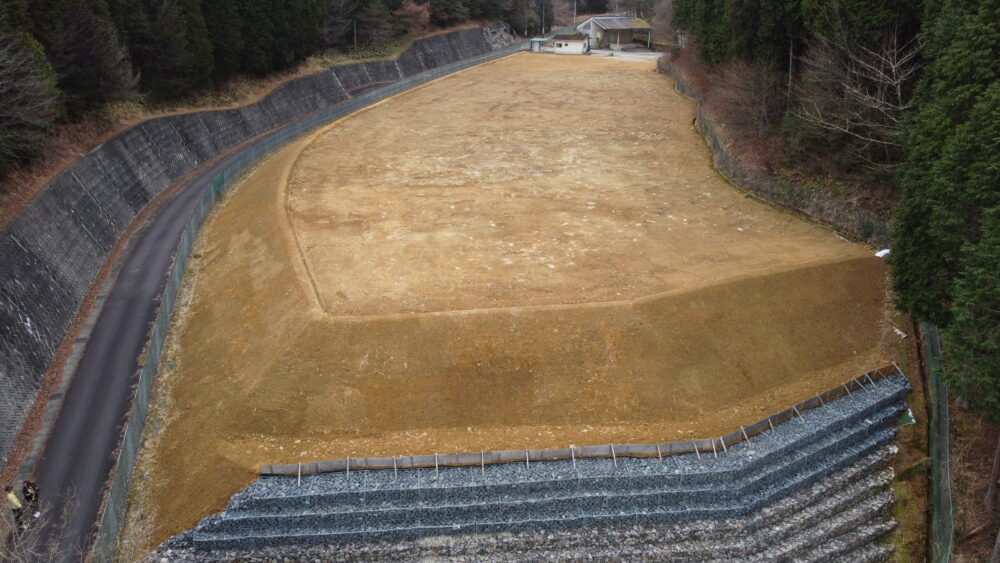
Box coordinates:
[129,53,888,548]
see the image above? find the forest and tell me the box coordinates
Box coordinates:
[0,0,632,177]
[668,0,999,426]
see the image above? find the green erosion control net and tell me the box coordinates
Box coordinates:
[924,323,954,562]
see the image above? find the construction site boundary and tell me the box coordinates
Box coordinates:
[91,40,533,562]
[656,56,892,248]
[260,365,901,476]
[658,52,949,562]
[923,323,954,562]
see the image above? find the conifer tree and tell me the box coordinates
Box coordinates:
[890,0,1000,324]
[53,0,137,117]
[239,0,274,75]
[146,0,212,97]
[201,0,243,82]
[943,204,1000,422]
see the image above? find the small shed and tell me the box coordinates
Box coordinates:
[577,16,652,50]
[532,33,590,55]
[549,34,589,54]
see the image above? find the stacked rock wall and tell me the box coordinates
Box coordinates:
[168,374,910,559]
[0,23,517,463]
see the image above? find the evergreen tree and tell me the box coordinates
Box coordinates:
[107,0,153,86]
[147,0,213,97]
[943,205,1000,421]
[201,0,243,82]
[890,0,1000,324]
[673,0,729,62]
[268,0,294,69]
[53,0,137,117]
[286,0,325,61]
[239,0,274,75]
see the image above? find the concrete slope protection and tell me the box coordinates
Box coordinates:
[169,374,909,558]
[0,23,515,558]
[0,24,514,463]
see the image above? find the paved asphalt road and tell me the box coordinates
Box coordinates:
[33,138,265,560]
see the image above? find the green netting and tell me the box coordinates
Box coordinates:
[924,322,954,562]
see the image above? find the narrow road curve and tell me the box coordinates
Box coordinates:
[32,119,301,560]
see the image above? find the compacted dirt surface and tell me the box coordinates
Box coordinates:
[124,53,889,551]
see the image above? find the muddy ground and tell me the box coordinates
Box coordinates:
[122,53,889,552]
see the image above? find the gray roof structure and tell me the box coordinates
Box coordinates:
[589,16,651,30]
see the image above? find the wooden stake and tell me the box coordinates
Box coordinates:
[611,444,617,467]
[657,444,663,462]
[741,426,750,444]
[693,442,700,460]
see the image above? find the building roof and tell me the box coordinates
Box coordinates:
[590,16,651,30]
[553,34,586,40]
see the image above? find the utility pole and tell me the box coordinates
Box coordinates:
[524,0,528,36]
[573,0,577,28]
[353,20,357,51]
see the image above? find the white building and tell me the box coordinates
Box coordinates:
[577,16,652,50]
[531,34,590,55]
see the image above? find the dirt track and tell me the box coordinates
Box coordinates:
[126,53,888,549]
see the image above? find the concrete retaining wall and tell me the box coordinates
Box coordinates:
[0,23,517,463]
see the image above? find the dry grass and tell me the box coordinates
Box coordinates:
[951,406,1000,561]
[881,314,929,562]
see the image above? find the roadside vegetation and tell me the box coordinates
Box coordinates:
[662,0,999,557]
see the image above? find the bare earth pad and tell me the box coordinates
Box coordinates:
[129,53,888,549]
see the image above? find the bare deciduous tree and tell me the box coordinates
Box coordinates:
[715,59,786,138]
[1,491,79,562]
[792,28,923,167]
[0,29,59,176]
[551,0,574,28]
[321,0,359,48]
[393,0,431,35]
[651,0,674,43]
[987,435,1000,514]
